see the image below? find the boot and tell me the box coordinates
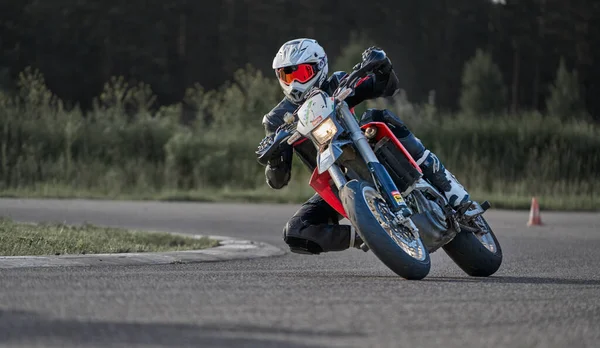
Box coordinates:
[417,151,471,210]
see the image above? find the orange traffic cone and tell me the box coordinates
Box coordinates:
[527,197,543,226]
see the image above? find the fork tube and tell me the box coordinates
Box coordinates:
[328,165,347,189]
[338,103,379,163]
[338,102,412,217]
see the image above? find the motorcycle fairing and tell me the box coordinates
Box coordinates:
[309,168,348,219]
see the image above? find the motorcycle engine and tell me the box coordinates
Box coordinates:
[409,191,456,253]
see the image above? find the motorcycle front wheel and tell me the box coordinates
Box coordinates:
[340,180,431,280]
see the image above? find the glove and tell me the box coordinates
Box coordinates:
[361,46,393,75]
[256,122,293,166]
[256,134,274,153]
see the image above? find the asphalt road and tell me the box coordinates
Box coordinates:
[1,198,599,348]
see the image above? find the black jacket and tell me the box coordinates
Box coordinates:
[261,68,399,189]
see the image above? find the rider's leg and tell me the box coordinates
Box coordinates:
[283,193,363,254]
[360,109,471,209]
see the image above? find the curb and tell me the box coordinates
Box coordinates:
[0,234,286,269]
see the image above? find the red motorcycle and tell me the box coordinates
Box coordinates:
[257,56,502,280]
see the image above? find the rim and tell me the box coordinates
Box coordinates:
[362,186,427,261]
[471,216,498,254]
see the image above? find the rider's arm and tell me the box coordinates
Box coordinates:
[345,48,400,108]
[261,114,293,189]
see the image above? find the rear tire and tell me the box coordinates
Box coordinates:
[340,180,431,280]
[442,215,503,277]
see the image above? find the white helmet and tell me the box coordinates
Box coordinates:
[272,38,329,104]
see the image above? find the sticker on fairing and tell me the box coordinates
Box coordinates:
[296,91,335,136]
[392,190,403,204]
[311,115,323,126]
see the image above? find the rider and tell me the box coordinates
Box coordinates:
[259,38,471,255]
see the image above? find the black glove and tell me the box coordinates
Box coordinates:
[256,122,294,166]
[256,134,274,153]
[266,127,293,170]
[361,46,393,75]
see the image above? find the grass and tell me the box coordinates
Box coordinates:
[0,217,219,256]
[0,182,597,211]
[467,190,597,211]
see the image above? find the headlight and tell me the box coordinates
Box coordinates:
[311,118,337,145]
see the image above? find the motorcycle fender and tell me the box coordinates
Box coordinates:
[316,142,346,174]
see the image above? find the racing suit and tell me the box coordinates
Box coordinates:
[261,59,469,255]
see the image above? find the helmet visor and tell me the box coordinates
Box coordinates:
[276,64,316,85]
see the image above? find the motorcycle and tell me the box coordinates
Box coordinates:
[256,52,502,280]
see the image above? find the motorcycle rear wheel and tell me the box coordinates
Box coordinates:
[442,214,503,277]
[340,180,431,280]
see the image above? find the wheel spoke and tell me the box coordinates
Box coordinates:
[471,216,497,254]
[363,187,427,261]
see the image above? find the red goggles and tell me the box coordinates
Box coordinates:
[276,63,317,85]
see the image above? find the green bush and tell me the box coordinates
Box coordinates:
[404,111,599,194]
[0,64,598,208]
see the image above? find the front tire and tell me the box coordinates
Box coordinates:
[442,215,503,277]
[340,180,431,280]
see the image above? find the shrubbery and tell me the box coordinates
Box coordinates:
[0,66,278,195]
[0,55,598,207]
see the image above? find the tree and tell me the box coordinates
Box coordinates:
[545,58,586,120]
[331,32,376,73]
[459,49,507,115]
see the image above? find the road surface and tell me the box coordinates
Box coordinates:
[1,198,599,347]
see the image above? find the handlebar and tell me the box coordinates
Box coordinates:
[256,50,388,166]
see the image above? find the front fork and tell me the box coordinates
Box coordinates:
[329,102,413,218]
